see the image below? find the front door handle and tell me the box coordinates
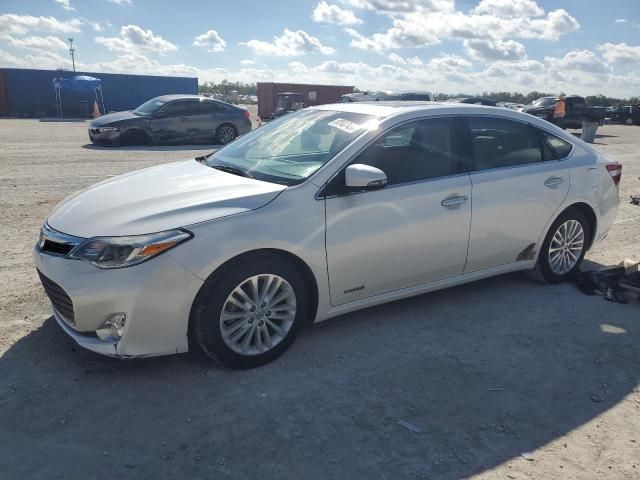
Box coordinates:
[544,176,564,188]
[441,195,469,208]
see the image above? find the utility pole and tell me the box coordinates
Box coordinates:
[68,38,76,72]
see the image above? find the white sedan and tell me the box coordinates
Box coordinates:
[34,102,621,369]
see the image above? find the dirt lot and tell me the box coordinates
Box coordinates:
[0,118,638,480]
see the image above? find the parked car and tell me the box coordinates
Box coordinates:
[609,105,640,125]
[377,90,434,101]
[36,103,621,369]
[339,92,380,102]
[498,102,525,110]
[522,95,606,129]
[449,97,497,106]
[88,95,252,146]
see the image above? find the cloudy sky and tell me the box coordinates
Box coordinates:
[1,0,639,97]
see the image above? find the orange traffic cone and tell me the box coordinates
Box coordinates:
[92,100,101,118]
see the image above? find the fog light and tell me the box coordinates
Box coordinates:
[96,313,127,342]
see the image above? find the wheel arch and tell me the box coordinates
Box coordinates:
[188,248,320,346]
[549,202,598,251]
[120,127,151,144]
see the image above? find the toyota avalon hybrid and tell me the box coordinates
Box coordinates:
[36,102,621,369]
[88,94,252,146]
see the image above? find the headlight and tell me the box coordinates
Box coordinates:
[97,127,119,133]
[69,229,192,269]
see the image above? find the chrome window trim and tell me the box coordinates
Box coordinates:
[314,112,576,200]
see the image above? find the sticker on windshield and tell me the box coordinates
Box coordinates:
[328,118,361,134]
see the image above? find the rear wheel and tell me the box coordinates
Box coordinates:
[531,208,590,284]
[215,124,237,145]
[625,117,634,126]
[192,255,308,369]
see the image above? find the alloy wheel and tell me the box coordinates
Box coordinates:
[218,126,236,144]
[548,219,585,275]
[219,274,297,355]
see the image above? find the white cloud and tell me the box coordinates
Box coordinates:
[346,1,578,53]
[463,38,527,61]
[107,0,132,4]
[240,59,255,65]
[0,14,82,35]
[387,53,422,65]
[96,25,177,54]
[347,0,454,14]
[614,18,627,24]
[193,30,226,52]
[598,42,640,65]
[312,1,362,25]
[242,29,335,56]
[472,0,543,18]
[54,0,75,11]
[1,34,68,51]
[546,49,609,74]
[0,48,71,70]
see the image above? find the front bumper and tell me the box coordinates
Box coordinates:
[88,127,121,144]
[34,243,204,358]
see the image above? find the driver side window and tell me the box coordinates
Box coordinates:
[354,117,457,186]
[158,101,190,117]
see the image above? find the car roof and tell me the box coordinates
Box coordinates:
[312,101,559,126]
[154,94,217,102]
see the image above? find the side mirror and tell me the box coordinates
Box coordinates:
[345,164,387,189]
[154,110,167,118]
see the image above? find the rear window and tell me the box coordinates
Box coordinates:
[468,117,542,170]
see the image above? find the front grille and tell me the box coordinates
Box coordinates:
[42,239,74,256]
[37,270,75,325]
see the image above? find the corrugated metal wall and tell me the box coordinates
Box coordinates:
[0,68,198,117]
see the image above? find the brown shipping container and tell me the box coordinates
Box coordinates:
[257,82,353,119]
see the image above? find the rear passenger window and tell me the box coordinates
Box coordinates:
[541,131,573,159]
[354,118,457,185]
[468,117,542,170]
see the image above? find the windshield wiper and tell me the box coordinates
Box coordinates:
[211,165,254,179]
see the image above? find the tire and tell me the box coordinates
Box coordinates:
[215,124,237,145]
[191,254,309,369]
[625,118,633,126]
[530,208,590,284]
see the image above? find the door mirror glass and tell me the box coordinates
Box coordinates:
[345,164,387,189]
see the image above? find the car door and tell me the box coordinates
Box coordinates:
[149,100,193,144]
[324,117,472,306]
[463,116,570,273]
[189,100,228,143]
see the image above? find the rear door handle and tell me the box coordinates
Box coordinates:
[441,195,469,208]
[544,176,564,188]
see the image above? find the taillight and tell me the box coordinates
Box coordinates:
[606,163,622,186]
[243,109,250,119]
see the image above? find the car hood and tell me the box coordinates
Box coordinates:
[47,160,286,238]
[90,110,141,127]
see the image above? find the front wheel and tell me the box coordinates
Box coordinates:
[192,255,308,369]
[531,209,590,284]
[625,118,634,126]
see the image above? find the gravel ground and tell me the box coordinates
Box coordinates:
[0,118,638,480]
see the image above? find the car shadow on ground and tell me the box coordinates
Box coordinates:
[0,269,638,479]
[81,143,221,152]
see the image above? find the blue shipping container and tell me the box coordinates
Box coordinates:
[0,68,198,117]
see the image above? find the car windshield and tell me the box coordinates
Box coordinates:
[204,109,376,186]
[532,97,557,107]
[133,98,166,116]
